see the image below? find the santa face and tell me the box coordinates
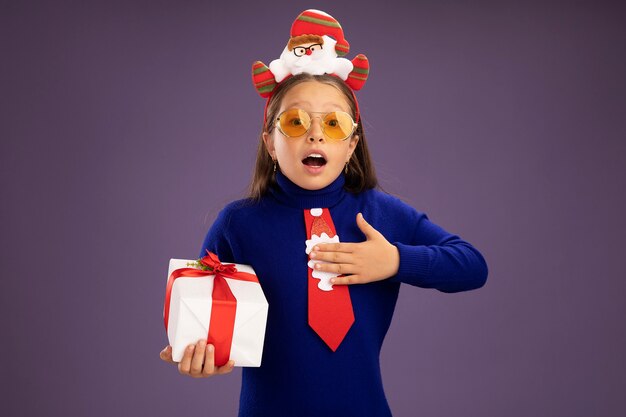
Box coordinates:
[279,36,338,75]
[263,80,359,191]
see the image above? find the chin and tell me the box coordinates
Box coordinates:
[286,173,325,191]
[302,173,341,191]
[294,177,329,191]
[283,164,342,190]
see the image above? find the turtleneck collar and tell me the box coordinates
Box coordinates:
[269,170,347,209]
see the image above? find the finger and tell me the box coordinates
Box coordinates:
[331,275,362,285]
[356,212,382,240]
[313,242,356,253]
[160,345,174,363]
[201,344,216,376]
[313,261,357,275]
[190,339,207,377]
[215,360,235,375]
[309,250,352,264]
[178,344,195,374]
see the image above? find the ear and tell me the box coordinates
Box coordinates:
[262,131,275,160]
[347,134,359,160]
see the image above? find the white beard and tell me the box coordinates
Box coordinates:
[269,35,354,82]
[305,232,341,291]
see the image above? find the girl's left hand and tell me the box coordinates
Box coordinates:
[309,213,400,285]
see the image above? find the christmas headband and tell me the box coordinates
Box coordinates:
[251,9,370,125]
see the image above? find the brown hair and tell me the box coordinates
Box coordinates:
[288,35,324,50]
[247,73,379,201]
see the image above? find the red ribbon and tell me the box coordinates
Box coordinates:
[163,251,258,366]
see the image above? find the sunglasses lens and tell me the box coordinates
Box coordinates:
[278,109,310,137]
[323,112,355,141]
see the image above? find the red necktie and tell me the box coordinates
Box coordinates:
[304,208,355,351]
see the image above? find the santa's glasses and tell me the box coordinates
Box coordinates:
[293,43,323,57]
[275,108,357,142]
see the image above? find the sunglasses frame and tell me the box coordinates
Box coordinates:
[275,108,358,142]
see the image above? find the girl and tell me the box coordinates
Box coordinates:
[160,10,488,417]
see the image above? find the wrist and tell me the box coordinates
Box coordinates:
[386,242,400,279]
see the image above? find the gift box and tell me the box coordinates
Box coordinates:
[163,251,268,367]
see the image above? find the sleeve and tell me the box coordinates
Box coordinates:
[388,209,488,293]
[198,206,236,263]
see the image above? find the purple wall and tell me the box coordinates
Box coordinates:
[3,1,625,416]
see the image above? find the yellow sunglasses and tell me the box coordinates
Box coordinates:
[275,108,357,142]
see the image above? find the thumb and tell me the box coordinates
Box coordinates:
[356,212,380,240]
[160,345,173,362]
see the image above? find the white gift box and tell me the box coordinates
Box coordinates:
[164,258,269,367]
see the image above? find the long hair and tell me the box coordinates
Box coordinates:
[247,73,378,201]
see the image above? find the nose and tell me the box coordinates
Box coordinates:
[305,49,313,56]
[307,117,325,142]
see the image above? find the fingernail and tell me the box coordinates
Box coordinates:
[310,252,316,258]
[187,345,194,351]
[330,278,335,283]
[313,246,319,251]
[315,264,321,269]
[207,344,214,352]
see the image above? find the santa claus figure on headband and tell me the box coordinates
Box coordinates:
[252,9,370,97]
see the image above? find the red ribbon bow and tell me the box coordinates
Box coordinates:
[163,250,258,366]
[199,251,238,275]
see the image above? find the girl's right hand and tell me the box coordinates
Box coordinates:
[159,340,235,378]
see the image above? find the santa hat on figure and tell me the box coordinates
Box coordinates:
[252,9,370,120]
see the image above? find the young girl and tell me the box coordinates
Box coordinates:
[160,9,487,417]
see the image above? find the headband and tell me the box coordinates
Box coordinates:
[251,9,370,126]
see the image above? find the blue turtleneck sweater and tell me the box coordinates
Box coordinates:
[200,171,488,417]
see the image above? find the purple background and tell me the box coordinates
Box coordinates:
[3,1,625,416]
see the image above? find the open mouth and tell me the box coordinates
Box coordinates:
[302,153,327,167]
